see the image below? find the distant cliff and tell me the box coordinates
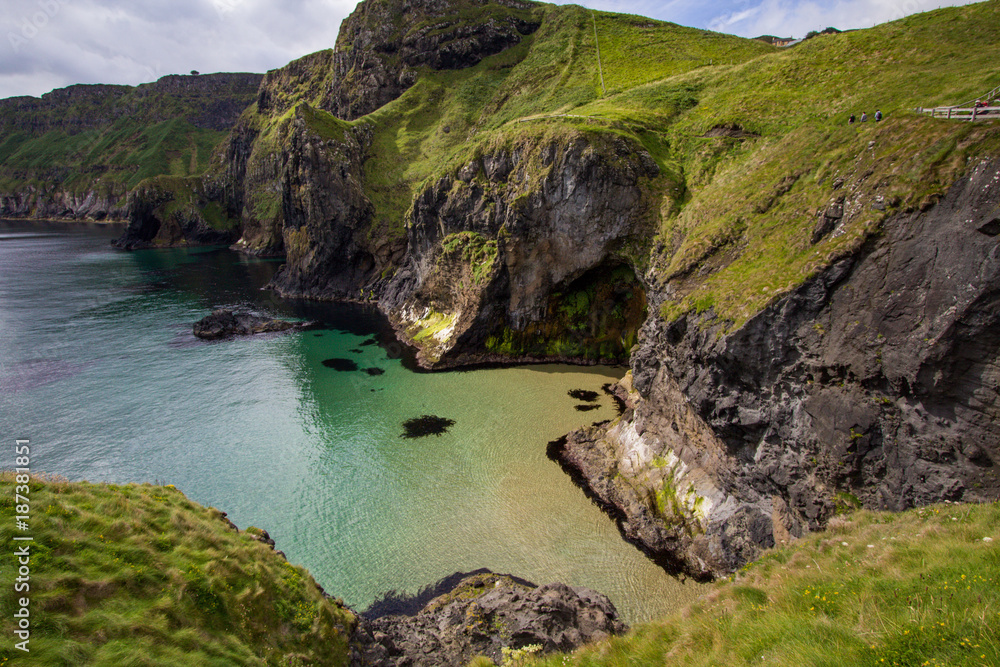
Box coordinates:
[0,72,261,221]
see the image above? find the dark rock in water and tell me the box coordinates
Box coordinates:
[192,309,312,340]
[365,367,385,376]
[575,404,601,412]
[350,348,364,354]
[401,415,455,438]
[546,435,568,462]
[322,358,360,371]
[351,571,626,667]
[602,382,629,416]
[360,338,379,347]
[314,333,324,337]
[568,389,599,402]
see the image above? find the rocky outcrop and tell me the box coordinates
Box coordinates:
[230,105,400,299]
[352,572,626,666]
[380,133,656,367]
[323,0,540,120]
[191,309,314,339]
[113,176,239,249]
[0,186,126,221]
[556,158,1000,578]
[0,73,263,134]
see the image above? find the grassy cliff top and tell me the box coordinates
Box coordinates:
[531,500,1000,666]
[0,473,354,666]
[326,0,999,327]
[253,0,1000,331]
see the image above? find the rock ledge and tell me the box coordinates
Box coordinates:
[352,572,627,666]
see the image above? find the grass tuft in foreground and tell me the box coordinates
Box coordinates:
[531,501,1000,667]
[0,473,355,666]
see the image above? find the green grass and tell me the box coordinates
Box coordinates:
[529,501,1000,667]
[0,474,355,666]
[592,11,774,96]
[550,0,1000,329]
[351,1,772,239]
[439,231,498,285]
[345,0,1000,333]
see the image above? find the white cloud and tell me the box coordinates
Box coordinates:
[1,0,356,99]
[0,0,985,99]
[703,0,978,38]
[707,6,764,33]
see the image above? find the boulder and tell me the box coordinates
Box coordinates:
[192,309,312,339]
[352,572,627,666]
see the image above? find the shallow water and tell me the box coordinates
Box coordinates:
[0,220,706,623]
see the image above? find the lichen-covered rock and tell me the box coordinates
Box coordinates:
[351,572,627,666]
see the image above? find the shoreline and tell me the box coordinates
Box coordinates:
[1,216,126,227]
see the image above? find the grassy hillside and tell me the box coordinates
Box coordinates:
[0,117,227,194]
[529,501,1000,667]
[0,473,354,666]
[342,0,1000,327]
[522,1,1000,329]
[228,0,1000,331]
[356,2,774,239]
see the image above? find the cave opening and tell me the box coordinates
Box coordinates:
[486,261,647,363]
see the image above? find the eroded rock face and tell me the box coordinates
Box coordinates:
[352,572,627,666]
[381,134,657,367]
[557,159,1000,577]
[0,188,126,221]
[113,177,238,249]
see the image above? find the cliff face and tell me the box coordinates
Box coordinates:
[380,132,654,366]
[0,74,263,134]
[0,73,262,222]
[554,159,1000,577]
[0,187,123,221]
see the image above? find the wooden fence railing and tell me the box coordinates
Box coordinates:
[919,106,1000,121]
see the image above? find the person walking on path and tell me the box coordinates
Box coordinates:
[849,113,856,124]
[861,111,868,122]
[875,110,883,122]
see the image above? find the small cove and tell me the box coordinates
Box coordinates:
[0,220,706,623]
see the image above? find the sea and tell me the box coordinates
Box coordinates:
[0,220,705,623]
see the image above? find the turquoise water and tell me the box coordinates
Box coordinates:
[0,221,704,623]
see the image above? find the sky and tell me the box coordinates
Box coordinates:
[0,0,982,100]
